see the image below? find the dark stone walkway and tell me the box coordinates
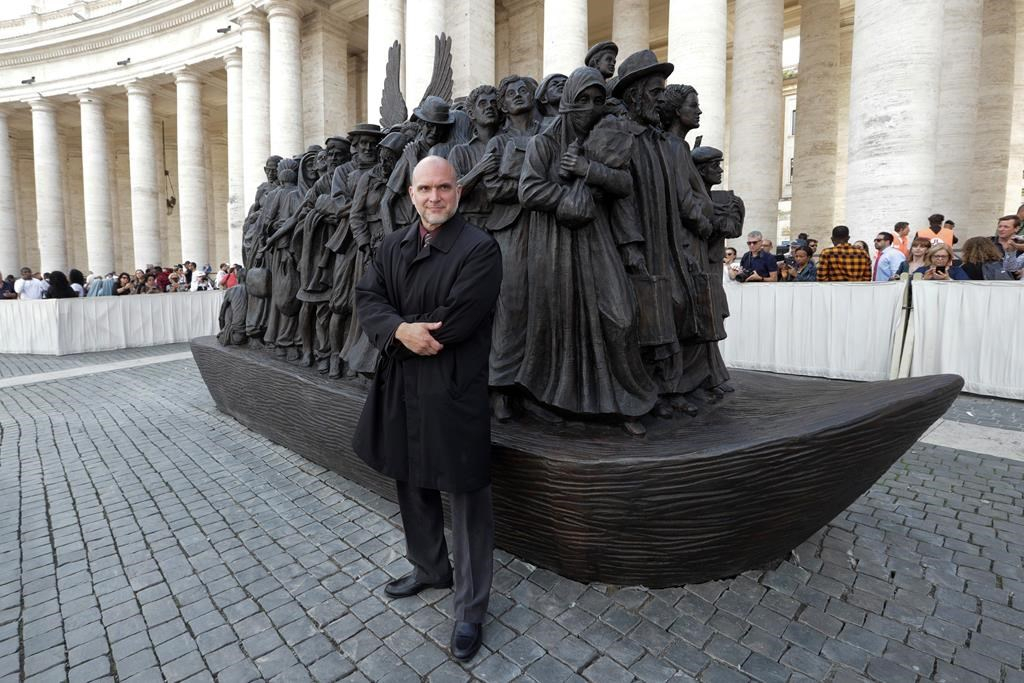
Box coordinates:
[0,351,1022,682]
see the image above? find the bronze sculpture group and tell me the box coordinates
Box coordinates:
[200,35,965,591]
[231,38,745,436]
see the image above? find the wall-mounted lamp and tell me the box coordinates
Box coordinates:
[117,58,131,66]
[21,76,35,85]
[216,26,232,34]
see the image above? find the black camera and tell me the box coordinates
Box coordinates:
[734,269,753,283]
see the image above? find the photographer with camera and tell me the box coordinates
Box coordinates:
[736,231,778,283]
[779,244,817,282]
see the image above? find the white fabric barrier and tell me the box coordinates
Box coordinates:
[719,280,907,381]
[0,291,222,355]
[905,281,1024,400]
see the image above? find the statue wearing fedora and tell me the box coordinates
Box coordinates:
[614,50,706,417]
[331,123,386,201]
[382,96,457,234]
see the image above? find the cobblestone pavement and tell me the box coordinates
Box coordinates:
[1,351,1022,683]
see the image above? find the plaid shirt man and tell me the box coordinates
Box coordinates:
[817,242,872,282]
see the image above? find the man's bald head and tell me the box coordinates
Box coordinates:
[412,156,457,186]
[409,156,461,230]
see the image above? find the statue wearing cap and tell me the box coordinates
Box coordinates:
[585,41,619,81]
[481,74,543,421]
[447,84,503,228]
[614,49,708,417]
[330,131,408,378]
[381,96,457,234]
[693,145,745,393]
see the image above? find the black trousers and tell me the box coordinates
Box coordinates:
[395,481,493,623]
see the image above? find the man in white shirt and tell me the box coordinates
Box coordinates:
[872,232,906,281]
[14,267,48,299]
[215,263,229,289]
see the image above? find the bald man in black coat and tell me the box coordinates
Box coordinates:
[353,156,502,661]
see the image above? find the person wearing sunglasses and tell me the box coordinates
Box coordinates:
[737,231,778,282]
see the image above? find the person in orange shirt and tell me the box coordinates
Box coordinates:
[917,213,957,247]
[891,221,911,257]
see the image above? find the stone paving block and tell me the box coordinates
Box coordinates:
[526,653,575,683]
[308,651,356,682]
[255,645,301,679]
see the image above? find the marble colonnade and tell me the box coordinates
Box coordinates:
[3,0,1024,275]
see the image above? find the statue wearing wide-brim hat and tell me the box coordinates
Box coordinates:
[611,49,675,99]
[411,95,456,126]
[348,123,387,139]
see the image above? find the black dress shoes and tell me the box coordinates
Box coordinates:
[383,572,453,598]
[450,621,483,660]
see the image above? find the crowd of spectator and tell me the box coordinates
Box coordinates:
[1,262,243,300]
[727,207,1024,284]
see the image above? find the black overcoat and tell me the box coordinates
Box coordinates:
[352,212,502,493]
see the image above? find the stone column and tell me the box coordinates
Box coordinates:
[729,0,784,241]
[406,0,447,105]
[77,92,115,275]
[933,0,983,231]
[266,0,303,155]
[790,0,839,237]
[667,0,726,147]
[544,0,588,76]
[367,0,404,122]
[224,49,245,265]
[967,0,1017,236]
[832,16,854,226]
[447,0,495,98]
[239,9,270,205]
[0,111,18,277]
[613,0,649,59]
[28,98,68,272]
[302,11,351,140]
[1005,0,1024,212]
[175,69,210,266]
[126,81,162,268]
[845,0,944,246]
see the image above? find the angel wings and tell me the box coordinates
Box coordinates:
[378,33,454,128]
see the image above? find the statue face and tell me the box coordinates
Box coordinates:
[699,159,723,186]
[380,148,399,174]
[594,51,616,79]
[545,76,567,105]
[470,93,499,127]
[567,85,607,135]
[678,92,702,131]
[265,165,278,182]
[420,122,451,147]
[324,143,348,172]
[631,75,666,126]
[501,79,534,116]
[351,135,378,165]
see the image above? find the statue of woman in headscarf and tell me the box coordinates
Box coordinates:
[517,66,656,435]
